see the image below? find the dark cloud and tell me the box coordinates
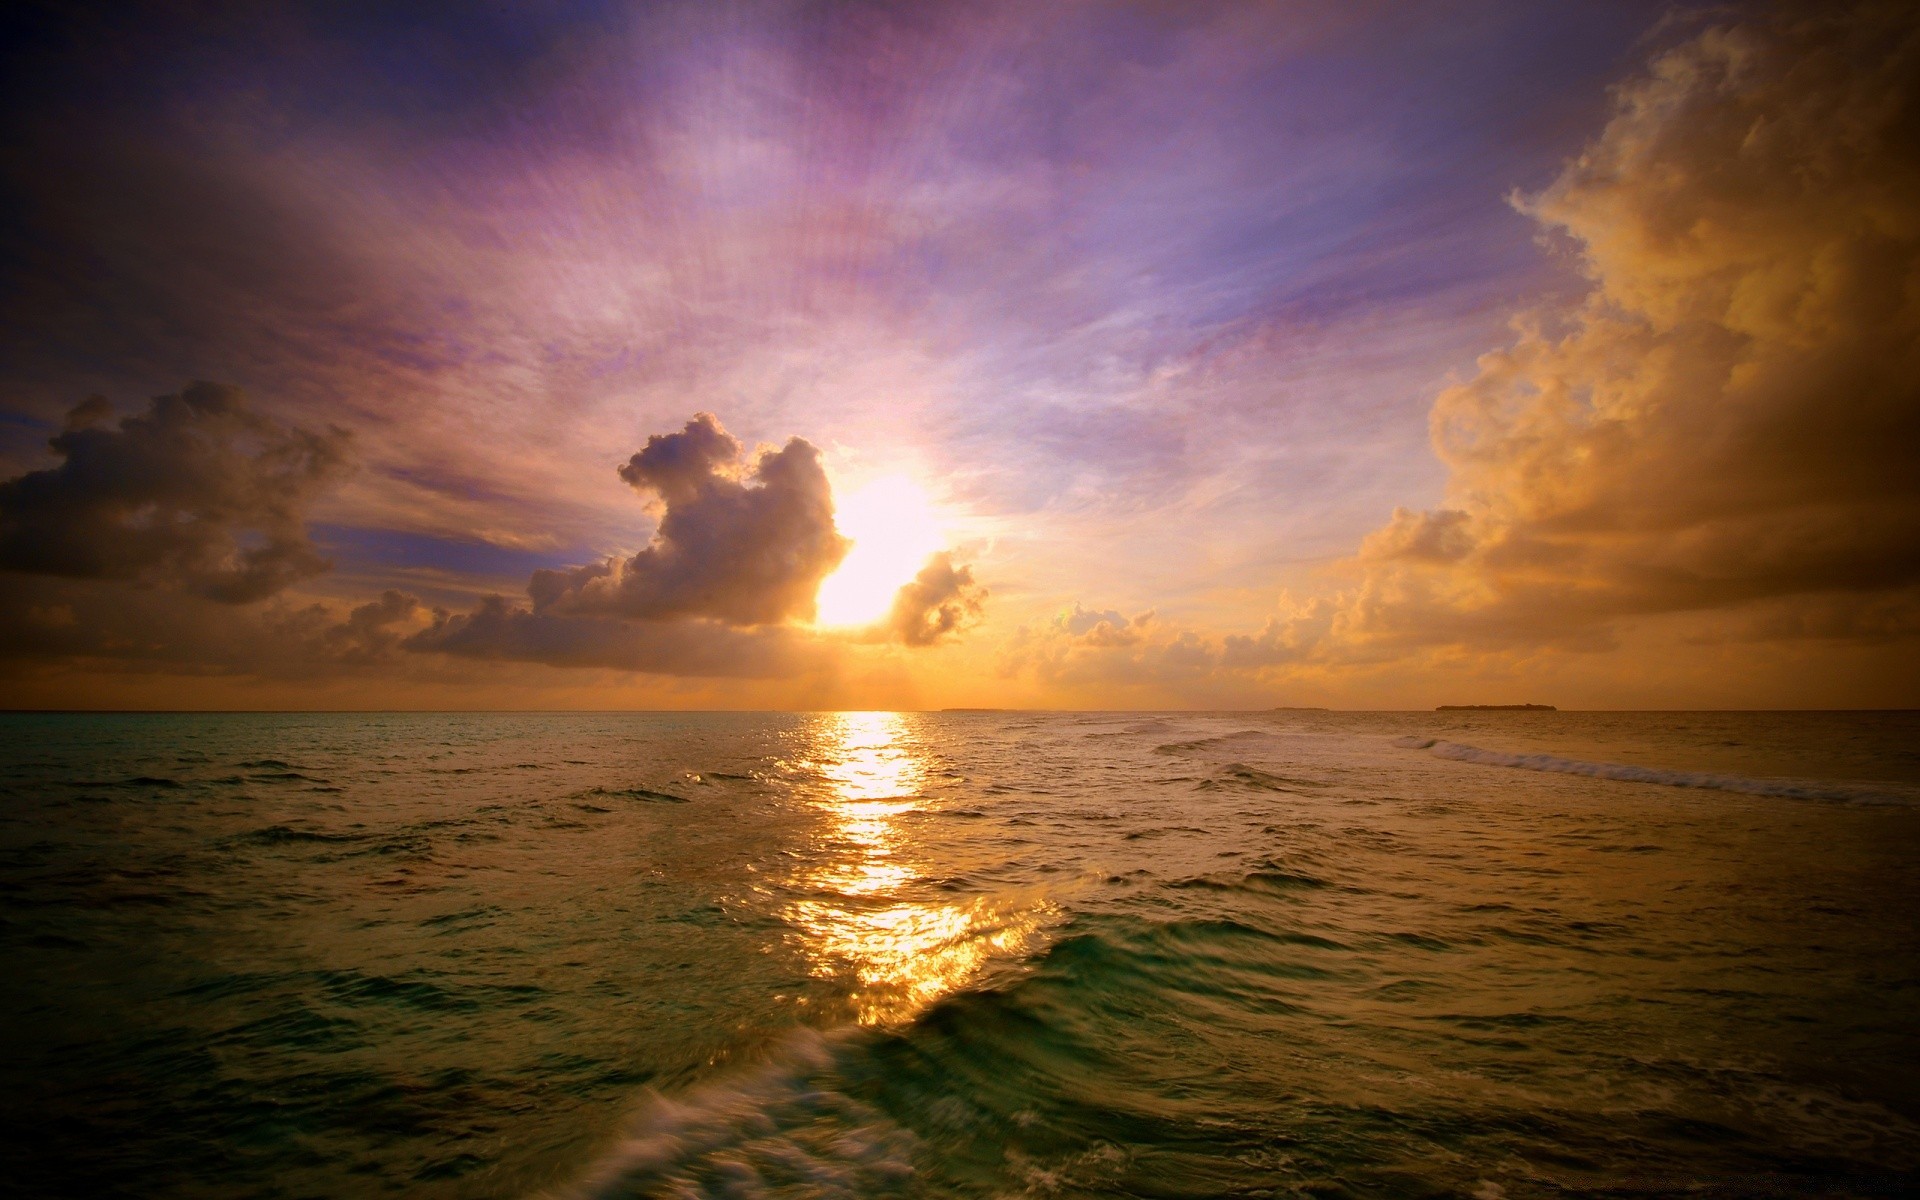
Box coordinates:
[0,574,418,679]
[401,414,992,671]
[887,553,986,646]
[63,396,114,431]
[394,413,857,676]
[406,595,824,678]
[528,414,847,627]
[0,574,775,686]
[0,404,974,685]
[0,382,351,603]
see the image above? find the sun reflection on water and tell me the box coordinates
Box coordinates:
[786,712,1043,1025]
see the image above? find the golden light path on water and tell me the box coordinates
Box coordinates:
[785,712,1046,1025]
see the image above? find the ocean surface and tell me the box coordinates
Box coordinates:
[2,710,1917,1199]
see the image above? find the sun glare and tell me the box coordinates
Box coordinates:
[815,475,944,627]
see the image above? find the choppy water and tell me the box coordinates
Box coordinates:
[2,710,1917,1198]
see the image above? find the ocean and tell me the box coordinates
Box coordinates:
[1,710,1916,1198]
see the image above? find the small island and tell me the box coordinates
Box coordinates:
[1436,703,1557,711]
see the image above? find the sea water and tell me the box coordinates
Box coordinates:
[1,710,1916,1197]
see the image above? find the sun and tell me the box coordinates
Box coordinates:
[815,474,945,627]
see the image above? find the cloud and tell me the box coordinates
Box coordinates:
[0,382,351,603]
[0,403,976,685]
[405,595,824,678]
[1331,0,1920,649]
[407,413,991,671]
[527,413,847,626]
[398,413,860,676]
[1221,596,1340,668]
[1003,601,1194,680]
[0,573,416,679]
[0,569,818,685]
[319,589,424,662]
[1056,602,1155,647]
[887,552,987,646]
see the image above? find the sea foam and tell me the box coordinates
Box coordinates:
[568,1029,918,1200]
[1390,736,1913,804]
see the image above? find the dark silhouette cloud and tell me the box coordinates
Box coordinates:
[0,575,414,679]
[396,413,858,675]
[528,413,847,626]
[0,404,983,685]
[402,415,995,670]
[887,553,986,646]
[0,382,351,603]
[406,595,824,678]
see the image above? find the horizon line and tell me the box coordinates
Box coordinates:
[1,707,1915,716]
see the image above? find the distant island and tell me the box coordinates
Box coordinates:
[1436,703,1556,711]
[1271,706,1330,711]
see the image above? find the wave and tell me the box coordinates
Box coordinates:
[240,824,362,845]
[567,1030,918,1199]
[70,776,184,790]
[563,910,1347,1198]
[248,770,329,784]
[1391,737,1913,804]
[1200,763,1331,793]
[573,786,689,804]
[1154,729,1271,755]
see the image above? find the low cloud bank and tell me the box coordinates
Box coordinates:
[405,596,823,677]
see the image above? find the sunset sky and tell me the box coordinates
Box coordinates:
[2,0,1915,710]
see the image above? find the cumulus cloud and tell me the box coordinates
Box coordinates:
[1221,597,1340,668]
[319,590,424,662]
[1330,0,1920,650]
[526,413,847,626]
[1056,602,1155,647]
[999,605,1225,698]
[0,403,983,684]
[402,414,993,672]
[1017,5,1920,686]
[887,552,986,646]
[394,413,874,676]
[0,382,351,603]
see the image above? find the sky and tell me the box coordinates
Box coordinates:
[1,0,1915,710]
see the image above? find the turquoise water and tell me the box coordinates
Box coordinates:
[1,710,1916,1197]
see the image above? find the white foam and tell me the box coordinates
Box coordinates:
[1390,736,1913,805]
[556,1028,918,1200]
